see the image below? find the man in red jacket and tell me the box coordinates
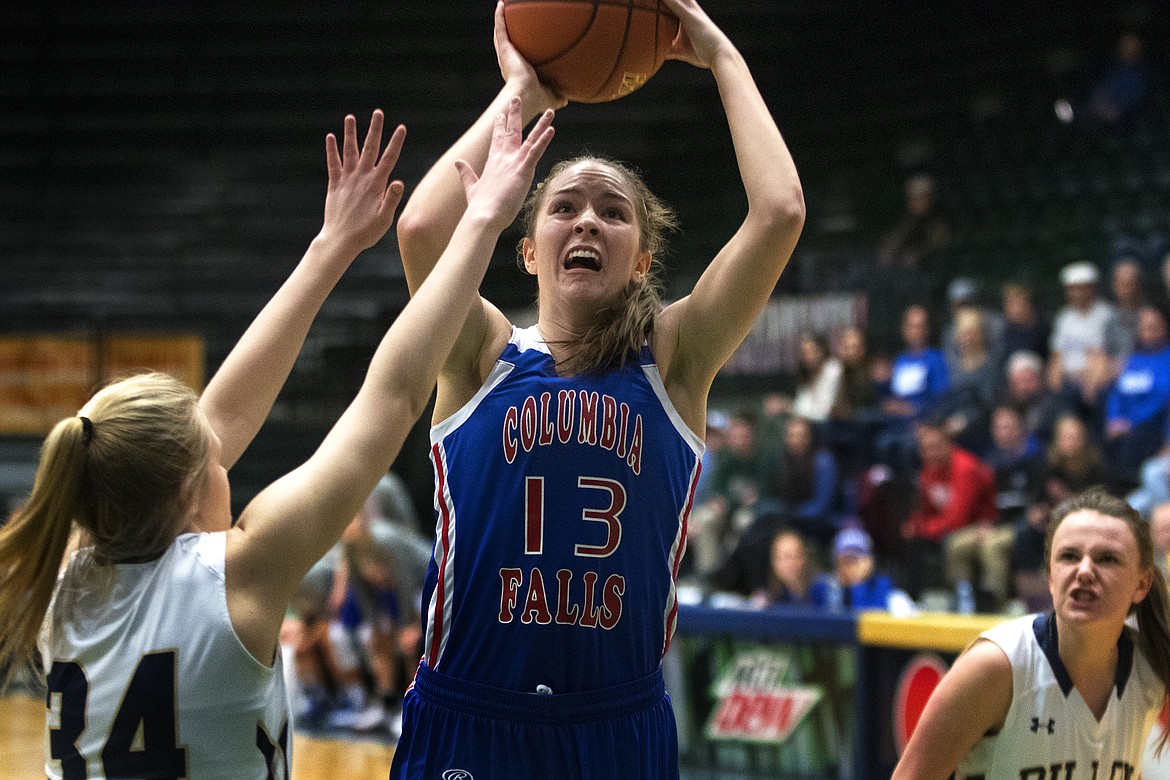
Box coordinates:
[901,417,998,601]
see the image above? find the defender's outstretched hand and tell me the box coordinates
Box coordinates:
[456,97,555,232]
[322,109,408,256]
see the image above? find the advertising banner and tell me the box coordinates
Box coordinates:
[674,635,853,777]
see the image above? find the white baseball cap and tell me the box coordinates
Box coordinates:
[1060,261,1099,286]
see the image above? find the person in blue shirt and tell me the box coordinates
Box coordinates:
[809,527,907,611]
[1105,305,1170,482]
[764,415,841,548]
[876,304,950,475]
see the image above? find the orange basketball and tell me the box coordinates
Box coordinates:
[503,0,679,104]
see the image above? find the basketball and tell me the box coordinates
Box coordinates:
[503,0,679,104]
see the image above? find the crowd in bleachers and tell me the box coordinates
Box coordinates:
[681,23,1170,618]
[686,244,1170,618]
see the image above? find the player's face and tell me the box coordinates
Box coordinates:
[524,161,651,311]
[1048,510,1153,630]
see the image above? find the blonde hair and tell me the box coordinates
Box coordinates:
[1045,487,1170,751]
[0,372,208,687]
[518,155,678,375]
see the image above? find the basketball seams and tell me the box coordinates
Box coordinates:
[584,0,635,102]
[503,0,674,103]
[504,0,601,68]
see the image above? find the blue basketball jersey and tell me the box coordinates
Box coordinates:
[419,325,703,694]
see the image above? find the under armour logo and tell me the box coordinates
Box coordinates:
[1029,717,1055,734]
[442,771,474,780]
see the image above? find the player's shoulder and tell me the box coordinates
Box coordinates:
[960,636,1014,680]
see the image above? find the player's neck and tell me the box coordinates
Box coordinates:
[1058,621,1121,720]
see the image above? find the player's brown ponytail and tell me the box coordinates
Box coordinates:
[1135,566,1170,753]
[0,372,209,688]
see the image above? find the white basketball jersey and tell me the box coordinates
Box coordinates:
[956,613,1163,780]
[40,532,291,779]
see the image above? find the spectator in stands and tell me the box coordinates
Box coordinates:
[832,326,882,422]
[325,493,432,733]
[901,417,998,599]
[997,349,1070,446]
[1105,305,1170,483]
[1153,502,1170,579]
[809,526,914,613]
[283,550,344,726]
[1048,260,1131,410]
[946,405,1040,612]
[765,331,842,426]
[984,405,1047,608]
[1110,257,1146,344]
[999,281,1050,366]
[828,325,883,476]
[987,405,1044,523]
[878,174,951,271]
[1031,414,1113,525]
[876,304,950,474]
[939,308,1000,455]
[690,409,777,578]
[750,528,819,608]
[789,331,843,424]
[762,415,841,550]
[366,471,420,536]
[710,416,839,593]
[1088,31,1152,133]
[942,277,1005,370]
[695,409,730,506]
[1156,252,1170,315]
[1128,449,1170,519]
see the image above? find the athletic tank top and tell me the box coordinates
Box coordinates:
[421,326,703,693]
[40,532,291,779]
[956,612,1163,780]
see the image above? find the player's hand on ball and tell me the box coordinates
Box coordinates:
[493,1,567,112]
[661,0,733,70]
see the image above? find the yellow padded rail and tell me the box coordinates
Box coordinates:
[857,611,1011,653]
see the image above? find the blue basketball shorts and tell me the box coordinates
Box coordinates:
[388,662,679,780]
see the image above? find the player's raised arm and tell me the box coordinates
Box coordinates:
[226,100,555,661]
[200,110,406,469]
[397,2,562,292]
[654,0,805,413]
[394,3,563,403]
[892,639,1013,780]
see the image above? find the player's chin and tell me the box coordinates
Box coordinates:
[1056,597,1109,622]
[559,274,615,301]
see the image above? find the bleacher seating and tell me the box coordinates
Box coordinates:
[1,0,1165,505]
